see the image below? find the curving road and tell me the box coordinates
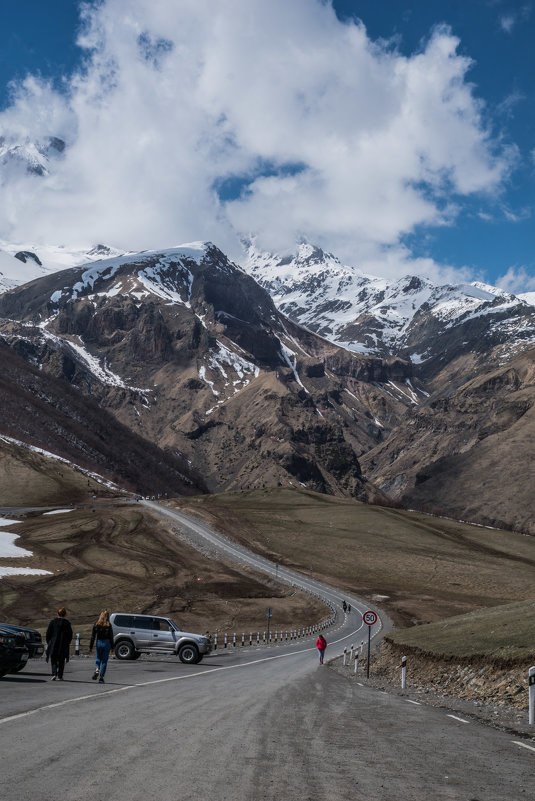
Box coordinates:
[1,502,534,800]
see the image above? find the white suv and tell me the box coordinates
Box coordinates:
[110,613,211,664]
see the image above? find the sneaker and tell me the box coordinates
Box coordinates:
[51,675,57,680]
[58,677,64,681]
[92,671,99,680]
[98,677,105,683]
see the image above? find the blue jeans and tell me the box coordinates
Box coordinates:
[95,640,112,678]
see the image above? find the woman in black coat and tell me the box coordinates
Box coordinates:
[46,607,73,680]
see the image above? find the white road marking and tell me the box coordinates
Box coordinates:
[447,714,469,724]
[0,631,364,726]
[406,699,422,705]
[513,741,535,753]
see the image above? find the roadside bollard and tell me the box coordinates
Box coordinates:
[249,632,252,646]
[75,633,80,656]
[343,648,347,666]
[257,632,260,644]
[214,634,218,650]
[224,633,228,648]
[241,633,245,646]
[401,655,407,689]
[529,666,535,725]
[233,633,236,647]
[354,652,359,674]
[350,645,354,662]
[263,631,266,643]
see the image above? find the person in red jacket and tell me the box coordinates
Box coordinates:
[316,634,327,664]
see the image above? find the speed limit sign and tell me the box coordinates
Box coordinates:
[363,610,377,626]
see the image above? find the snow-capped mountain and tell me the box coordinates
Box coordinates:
[0,241,126,293]
[0,135,65,177]
[243,242,535,371]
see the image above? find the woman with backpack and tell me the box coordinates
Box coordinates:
[89,610,114,683]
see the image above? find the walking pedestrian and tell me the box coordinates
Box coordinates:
[46,607,73,680]
[89,610,114,683]
[316,633,327,665]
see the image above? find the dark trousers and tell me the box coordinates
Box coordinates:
[51,658,66,678]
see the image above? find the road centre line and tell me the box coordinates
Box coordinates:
[513,741,535,753]
[447,714,469,724]
[0,624,365,726]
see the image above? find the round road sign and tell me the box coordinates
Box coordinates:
[363,610,377,626]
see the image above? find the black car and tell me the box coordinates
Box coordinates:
[0,626,29,678]
[0,623,43,672]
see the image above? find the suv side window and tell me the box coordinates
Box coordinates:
[151,619,161,631]
[114,615,134,627]
[133,617,152,630]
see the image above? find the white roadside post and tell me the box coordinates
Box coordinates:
[214,633,218,650]
[233,633,236,648]
[354,651,359,674]
[75,633,80,656]
[529,666,535,725]
[343,648,347,666]
[224,633,228,648]
[350,645,354,662]
[401,655,407,689]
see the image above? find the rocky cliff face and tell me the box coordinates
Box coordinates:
[4,238,535,532]
[0,243,418,501]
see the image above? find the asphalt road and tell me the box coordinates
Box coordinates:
[2,502,535,799]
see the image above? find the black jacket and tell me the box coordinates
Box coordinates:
[46,617,73,662]
[90,624,114,650]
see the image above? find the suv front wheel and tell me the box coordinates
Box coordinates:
[115,639,136,660]
[178,643,200,664]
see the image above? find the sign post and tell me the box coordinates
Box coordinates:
[362,610,378,679]
[266,607,272,643]
[529,666,535,726]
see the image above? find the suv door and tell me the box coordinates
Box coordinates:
[149,617,176,652]
[132,616,153,650]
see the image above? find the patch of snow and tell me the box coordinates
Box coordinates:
[0,531,32,557]
[43,509,75,515]
[0,567,52,578]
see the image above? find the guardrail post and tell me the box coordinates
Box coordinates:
[529,666,535,725]
[401,655,407,689]
[75,633,80,656]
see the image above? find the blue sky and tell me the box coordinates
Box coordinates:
[0,0,533,289]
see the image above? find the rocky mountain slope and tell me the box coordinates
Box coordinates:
[0,243,422,501]
[3,238,535,532]
[0,339,205,503]
[244,242,535,378]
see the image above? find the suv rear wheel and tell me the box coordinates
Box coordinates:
[178,643,200,664]
[115,639,135,660]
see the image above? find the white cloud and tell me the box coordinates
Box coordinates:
[0,0,516,279]
[496,264,535,294]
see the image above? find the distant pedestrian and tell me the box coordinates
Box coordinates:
[89,610,114,683]
[347,604,351,613]
[316,634,327,664]
[342,600,347,612]
[46,607,73,680]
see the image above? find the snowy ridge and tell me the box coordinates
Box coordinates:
[243,242,535,359]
